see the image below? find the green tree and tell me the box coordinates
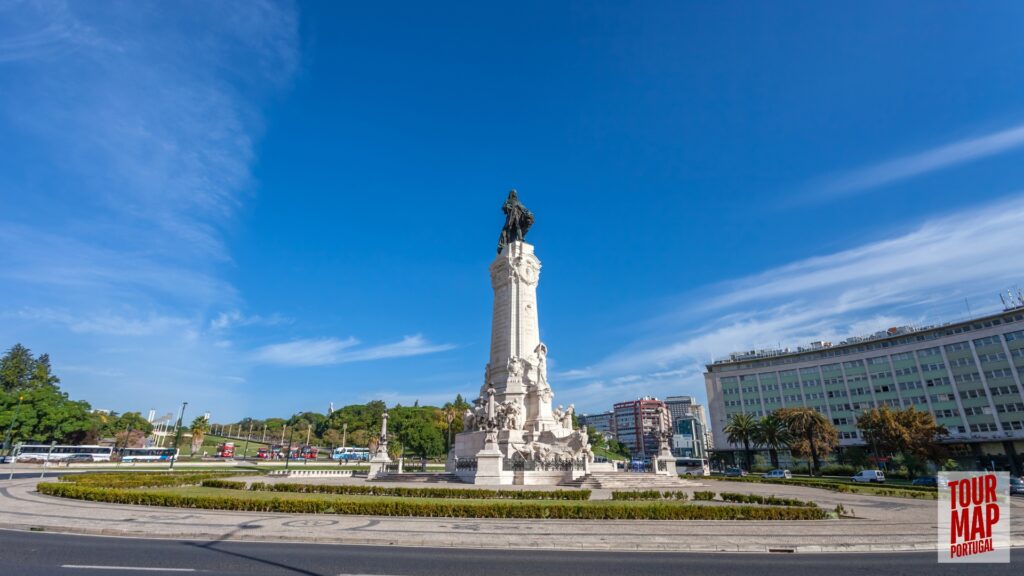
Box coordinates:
[754,412,791,469]
[189,416,210,455]
[400,419,444,458]
[778,407,838,475]
[723,412,759,470]
[110,412,155,437]
[856,406,947,475]
[1,344,60,392]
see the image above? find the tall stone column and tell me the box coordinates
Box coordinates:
[485,241,555,432]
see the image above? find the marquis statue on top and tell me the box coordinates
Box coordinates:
[497,189,534,254]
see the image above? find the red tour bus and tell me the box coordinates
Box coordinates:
[216,442,235,458]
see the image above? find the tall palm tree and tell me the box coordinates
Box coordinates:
[188,415,210,456]
[723,412,758,470]
[779,407,836,475]
[755,413,791,469]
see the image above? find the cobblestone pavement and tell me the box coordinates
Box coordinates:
[1,477,1022,553]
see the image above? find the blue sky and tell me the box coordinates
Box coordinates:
[3,1,1024,422]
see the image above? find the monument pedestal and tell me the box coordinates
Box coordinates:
[368,447,392,479]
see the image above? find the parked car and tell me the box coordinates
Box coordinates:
[64,454,94,464]
[1010,477,1024,496]
[724,467,748,477]
[762,469,792,479]
[911,476,937,487]
[851,469,886,483]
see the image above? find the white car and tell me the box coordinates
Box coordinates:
[762,469,792,479]
[851,469,886,483]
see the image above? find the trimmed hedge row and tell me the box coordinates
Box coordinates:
[36,482,830,520]
[611,490,689,501]
[718,492,817,508]
[244,481,591,501]
[693,491,716,501]
[703,476,937,499]
[61,472,241,489]
[201,479,248,490]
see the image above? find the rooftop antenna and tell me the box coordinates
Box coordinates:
[965,298,973,319]
[1001,292,1008,310]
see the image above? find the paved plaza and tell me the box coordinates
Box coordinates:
[2,475,1022,553]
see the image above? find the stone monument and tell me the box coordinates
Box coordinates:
[367,411,392,479]
[449,190,592,485]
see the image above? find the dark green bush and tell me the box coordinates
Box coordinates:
[718,492,817,508]
[243,482,590,501]
[36,482,829,520]
[819,464,858,476]
[692,490,716,501]
[200,479,247,490]
[703,475,936,499]
[60,472,240,489]
[611,491,688,501]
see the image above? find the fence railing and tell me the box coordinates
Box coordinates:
[502,457,586,472]
[454,457,477,471]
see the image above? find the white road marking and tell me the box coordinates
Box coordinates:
[62,566,196,572]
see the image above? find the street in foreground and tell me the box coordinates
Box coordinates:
[3,529,1023,576]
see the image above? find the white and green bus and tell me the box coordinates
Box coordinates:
[13,444,114,462]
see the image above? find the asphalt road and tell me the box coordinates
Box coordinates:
[2,529,1021,576]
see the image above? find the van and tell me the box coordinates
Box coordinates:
[851,469,885,483]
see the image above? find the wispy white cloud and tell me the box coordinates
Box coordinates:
[252,335,456,367]
[818,122,1024,199]
[559,194,1024,412]
[210,310,290,331]
[0,2,300,418]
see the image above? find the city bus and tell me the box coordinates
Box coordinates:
[331,447,370,462]
[13,444,114,462]
[675,457,710,477]
[119,447,179,462]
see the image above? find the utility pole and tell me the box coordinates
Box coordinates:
[280,425,287,444]
[261,424,266,443]
[306,424,311,446]
[169,401,188,470]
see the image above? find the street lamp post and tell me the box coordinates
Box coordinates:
[242,420,253,460]
[169,401,188,470]
[446,410,454,455]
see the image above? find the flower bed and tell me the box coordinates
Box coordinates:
[235,481,591,501]
[702,476,937,499]
[37,482,831,520]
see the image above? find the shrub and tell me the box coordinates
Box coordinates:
[60,472,241,489]
[611,491,688,501]
[819,464,858,476]
[200,479,247,490]
[703,475,936,499]
[36,482,829,520]
[243,482,590,501]
[717,492,817,508]
[692,490,716,501]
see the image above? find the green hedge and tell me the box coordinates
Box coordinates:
[200,479,248,490]
[692,490,715,501]
[611,490,689,501]
[36,482,830,520]
[703,475,936,499]
[243,482,590,501]
[60,472,242,489]
[718,492,817,508]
